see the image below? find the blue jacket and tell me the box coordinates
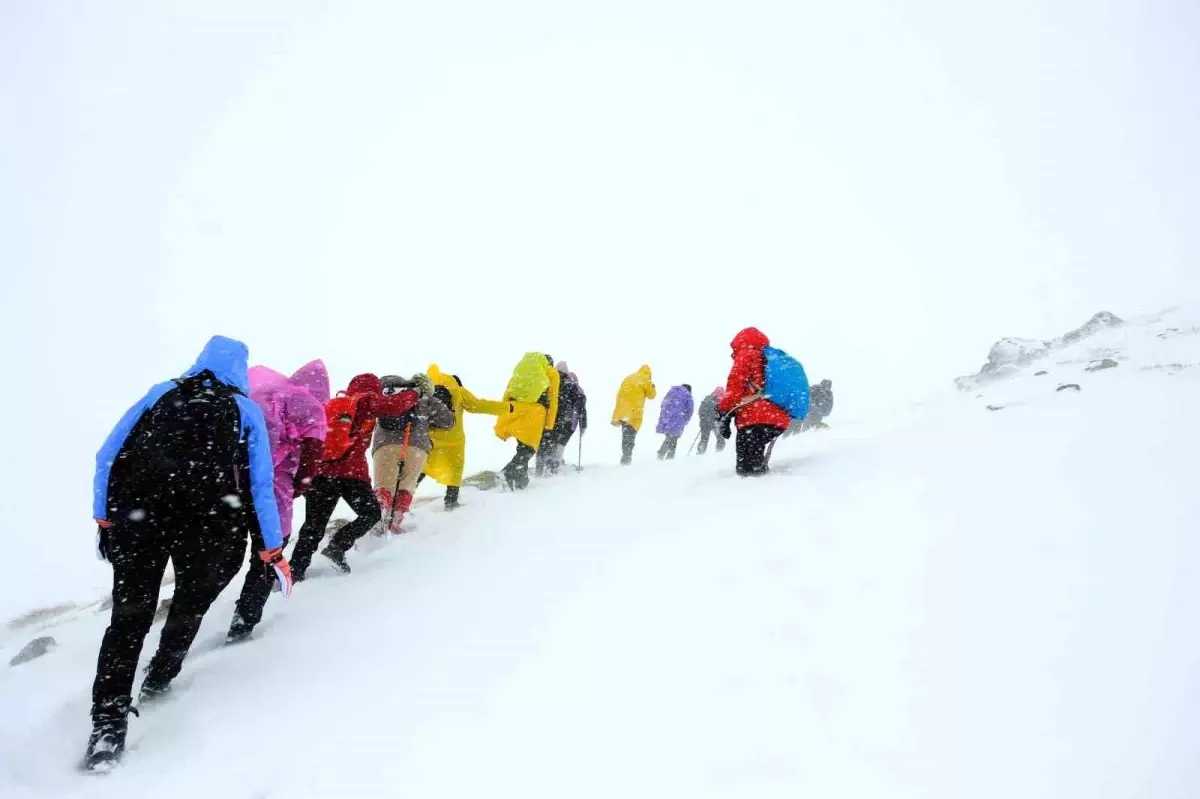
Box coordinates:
[92,336,284,551]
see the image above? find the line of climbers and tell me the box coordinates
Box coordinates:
[82,327,831,771]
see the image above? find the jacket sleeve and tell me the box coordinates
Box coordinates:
[544,366,560,431]
[718,353,754,413]
[461,387,506,416]
[645,380,657,400]
[372,389,420,418]
[93,381,175,520]
[580,395,588,431]
[238,397,284,551]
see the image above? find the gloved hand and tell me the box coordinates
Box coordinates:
[95,519,112,562]
[719,414,734,440]
[259,547,293,598]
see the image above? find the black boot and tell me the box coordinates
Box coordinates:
[444,487,461,511]
[320,544,351,575]
[225,612,254,645]
[137,663,173,704]
[84,697,137,772]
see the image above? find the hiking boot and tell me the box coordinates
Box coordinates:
[226,615,254,645]
[84,697,137,772]
[137,672,172,704]
[321,545,351,575]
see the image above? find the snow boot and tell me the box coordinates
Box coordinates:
[444,487,461,511]
[320,544,352,575]
[137,667,173,704]
[226,613,254,645]
[84,697,137,772]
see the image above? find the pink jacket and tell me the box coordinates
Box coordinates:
[248,360,330,536]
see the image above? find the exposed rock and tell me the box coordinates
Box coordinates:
[1034,370,1049,376]
[986,405,1005,411]
[956,311,1124,390]
[1086,358,1119,372]
[6,603,77,631]
[10,636,56,667]
[1056,383,1082,392]
[154,597,173,623]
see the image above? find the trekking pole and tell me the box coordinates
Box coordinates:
[386,423,412,535]
[576,429,584,472]
[686,429,701,456]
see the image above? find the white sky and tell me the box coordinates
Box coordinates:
[1,0,1196,613]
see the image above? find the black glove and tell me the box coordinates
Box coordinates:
[95,524,111,562]
[718,414,734,440]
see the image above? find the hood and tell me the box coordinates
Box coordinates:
[820,379,832,388]
[637,364,652,379]
[184,335,251,394]
[380,374,409,391]
[556,360,569,373]
[730,327,770,352]
[428,364,444,383]
[248,365,289,395]
[711,386,726,399]
[290,359,331,404]
[345,373,382,396]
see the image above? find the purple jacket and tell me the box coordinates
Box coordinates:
[655,386,694,437]
[248,360,330,535]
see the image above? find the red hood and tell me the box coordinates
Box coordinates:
[345,373,382,396]
[730,327,770,352]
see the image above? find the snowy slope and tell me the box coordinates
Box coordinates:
[2,309,1199,798]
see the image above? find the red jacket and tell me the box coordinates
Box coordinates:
[717,327,792,430]
[317,374,419,482]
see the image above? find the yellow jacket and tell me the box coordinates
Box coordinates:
[424,364,504,487]
[495,358,560,450]
[612,365,656,431]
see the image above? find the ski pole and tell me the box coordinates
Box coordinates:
[576,428,584,472]
[686,429,701,456]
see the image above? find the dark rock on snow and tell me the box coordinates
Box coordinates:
[1086,358,1119,372]
[1056,383,1082,392]
[10,636,56,667]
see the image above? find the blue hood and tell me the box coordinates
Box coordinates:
[183,335,251,394]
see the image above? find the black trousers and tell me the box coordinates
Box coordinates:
[291,477,380,574]
[92,508,245,716]
[504,443,537,489]
[620,423,637,463]
[697,424,726,454]
[534,430,558,476]
[735,425,783,476]
[657,435,680,460]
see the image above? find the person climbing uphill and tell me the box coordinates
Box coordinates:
[226,359,330,644]
[717,327,792,476]
[290,373,419,578]
[655,384,694,460]
[87,335,288,771]
[421,364,505,509]
[537,360,581,476]
[696,387,726,454]
[372,373,454,532]
[495,353,560,490]
[612,364,656,464]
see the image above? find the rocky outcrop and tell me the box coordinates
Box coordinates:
[956,312,1123,390]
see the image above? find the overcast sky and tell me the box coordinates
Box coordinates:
[1,0,1196,614]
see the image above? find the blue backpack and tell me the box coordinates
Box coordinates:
[762,346,810,419]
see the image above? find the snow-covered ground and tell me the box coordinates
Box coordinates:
[2,309,1198,798]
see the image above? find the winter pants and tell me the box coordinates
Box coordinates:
[735,425,783,477]
[697,424,726,454]
[657,435,680,460]
[291,477,380,573]
[229,534,289,636]
[504,442,537,489]
[535,431,566,476]
[92,509,245,717]
[620,423,638,464]
[373,444,429,496]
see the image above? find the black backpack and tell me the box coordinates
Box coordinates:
[109,370,247,506]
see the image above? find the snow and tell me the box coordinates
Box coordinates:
[2,308,1199,797]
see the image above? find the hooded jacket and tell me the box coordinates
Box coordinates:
[247,360,330,536]
[92,335,284,551]
[698,388,725,430]
[655,386,695,437]
[809,380,834,419]
[317,373,419,482]
[424,365,505,487]
[495,356,560,450]
[612,365,656,432]
[717,327,792,430]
